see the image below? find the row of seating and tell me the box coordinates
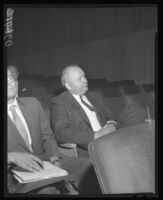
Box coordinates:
[93,84,155,121]
[19,73,135,88]
[17,76,155,194]
[18,73,136,98]
[17,75,155,154]
[18,74,155,123]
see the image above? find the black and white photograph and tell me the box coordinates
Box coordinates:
[4,4,157,197]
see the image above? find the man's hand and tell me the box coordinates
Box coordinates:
[49,156,62,168]
[8,152,44,172]
[94,123,116,139]
[106,123,117,132]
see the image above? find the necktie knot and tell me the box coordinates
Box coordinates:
[79,95,103,127]
[80,95,95,112]
[9,104,17,119]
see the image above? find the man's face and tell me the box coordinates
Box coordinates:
[8,66,19,79]
[8,69,18,101]
[66,67,88,95]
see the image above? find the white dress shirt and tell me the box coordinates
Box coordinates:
[72,94,102,132]
[8,98,32,147]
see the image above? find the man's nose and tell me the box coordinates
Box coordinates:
[8,81,15,87]
[83,77,87,83]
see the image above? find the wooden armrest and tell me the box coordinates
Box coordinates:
[58,143,78,157]
[59,143,77,149]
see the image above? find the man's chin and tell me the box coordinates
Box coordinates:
[81,89,88,95]
[8,94,16,101]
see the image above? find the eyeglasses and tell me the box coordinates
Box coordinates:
[8,74,18,81]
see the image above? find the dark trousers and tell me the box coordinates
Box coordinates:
[61,155,102,195]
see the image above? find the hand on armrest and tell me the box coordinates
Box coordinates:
[94,123,116,139]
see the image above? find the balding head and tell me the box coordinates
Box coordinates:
[61,64,88,95]
[61,64,81,86]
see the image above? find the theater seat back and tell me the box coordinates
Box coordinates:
[88,123,155,194]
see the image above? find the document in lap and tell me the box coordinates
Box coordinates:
[12,161,68,183]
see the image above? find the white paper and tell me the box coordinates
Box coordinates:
[12,161,68,183]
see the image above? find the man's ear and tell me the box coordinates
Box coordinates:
[65,82,71,91]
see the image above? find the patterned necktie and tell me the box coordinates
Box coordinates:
[9,105,33,152]
[80,95,103,126]
[80,95,95,111]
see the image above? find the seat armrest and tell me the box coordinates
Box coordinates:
[58,143,78,157]
[59,143,77,149]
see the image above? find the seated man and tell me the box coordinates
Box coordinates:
[7,67,101,195]
[50,64,146,157]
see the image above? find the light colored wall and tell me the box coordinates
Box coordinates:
[8,28,156,84]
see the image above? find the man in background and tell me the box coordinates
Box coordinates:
[50,64,146,157]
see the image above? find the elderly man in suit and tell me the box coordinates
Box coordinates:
[7,67,101,195]
[50,64,146,157]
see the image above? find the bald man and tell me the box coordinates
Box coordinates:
[50,64,146,157]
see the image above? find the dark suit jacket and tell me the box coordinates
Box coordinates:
[50,91,147,157]
[50,91,112,155]
[8,97,60,159]
[7,97,65,193]
[7,97,100,194]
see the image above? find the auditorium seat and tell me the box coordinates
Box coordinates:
[119,85,155,119]
[97,87,125,121]
[88,78,108,90]
[139,83,154,93]
[35,94,53,109]
[88,123,155,194]
[107,79,135,87]
[18,74,33,97]
[44,107,78,157]
[44,75,61,94]
[139,83,155,103]
[104,97,124,121]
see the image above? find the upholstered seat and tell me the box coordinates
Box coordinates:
[44,107,78,157]
[88,123,155,194]
[119,85,155,119]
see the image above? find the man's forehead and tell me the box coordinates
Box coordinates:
[69,67,84,75]
[8,70,11,75]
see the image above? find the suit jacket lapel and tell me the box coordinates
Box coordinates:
[16,98,35,149]
[66,92,93,129]
[8,115,30,151]
[86,92,105,127]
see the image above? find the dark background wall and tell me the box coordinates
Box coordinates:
[6,5,157,84]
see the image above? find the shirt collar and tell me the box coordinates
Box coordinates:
[8,98,19,111]
[72,93,80,98]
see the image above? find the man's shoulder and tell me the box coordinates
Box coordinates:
[51,91,69,103]
[18,96,40,105]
